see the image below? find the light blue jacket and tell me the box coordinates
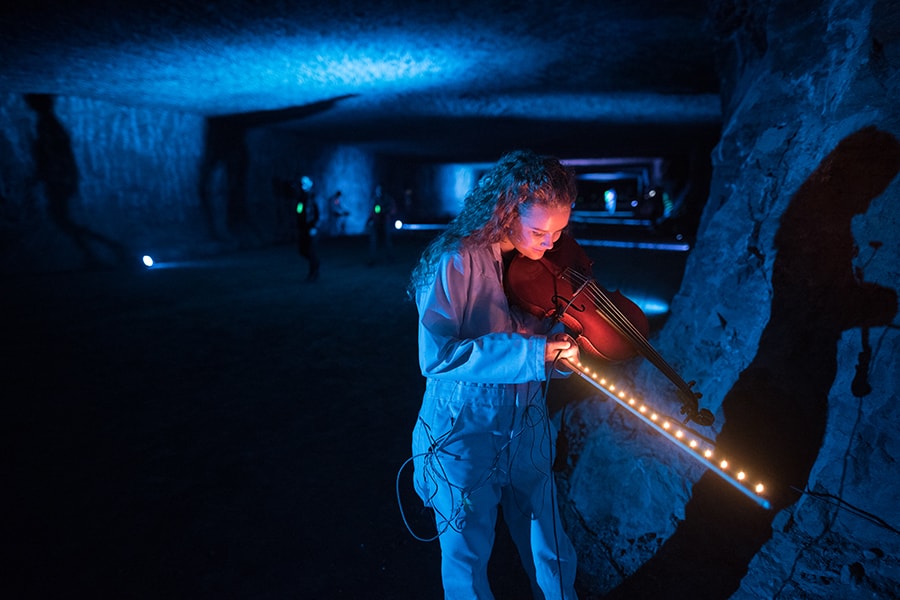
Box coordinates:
[411,241,580,599]
[416,241,555,387]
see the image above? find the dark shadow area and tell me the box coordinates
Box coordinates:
[3,230,693,599]
[199,95,357,241]
[199,118,251,240]
[216,95,360,130]
[605,126,900,599]
[296,116,721,164]
[2,234,553,599]
[3,236,438,599]
[25,93,127,268]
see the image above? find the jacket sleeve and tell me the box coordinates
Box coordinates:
[416,251,548,383]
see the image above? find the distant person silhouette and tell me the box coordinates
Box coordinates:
[327,190,349,236]
[26,93,125,268]
[400,187,415,222]
[366,184,394,266]
[293,176,320,282]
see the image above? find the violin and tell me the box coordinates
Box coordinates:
[505,232,714,427]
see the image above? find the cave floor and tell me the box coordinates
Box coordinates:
[4,233,689,599]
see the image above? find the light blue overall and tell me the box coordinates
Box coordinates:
[413,242,578,599]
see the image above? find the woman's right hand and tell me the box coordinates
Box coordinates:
[545,333,579,365]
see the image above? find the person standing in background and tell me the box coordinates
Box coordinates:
[366,184,395,266]
[294,175,320,282]
[328,190,349,236]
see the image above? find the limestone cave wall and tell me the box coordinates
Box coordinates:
[0,94,337,273]
[561,1,900,598]
[0,93,207,271]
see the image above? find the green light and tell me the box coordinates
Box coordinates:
[374,204,381,214]
[296,202,304,214]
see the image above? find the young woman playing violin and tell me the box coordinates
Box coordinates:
[408,150,580,599]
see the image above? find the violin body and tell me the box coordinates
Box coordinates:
[505,233,649,362]
[505,232,713,426]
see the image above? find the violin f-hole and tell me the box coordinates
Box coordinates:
[551,293,585,315]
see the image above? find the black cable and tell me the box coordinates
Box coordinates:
[395,453,445,542]
[789,485,900,535]
[546,350,568,600]
[396,346,574,595]
[397,393,545,543]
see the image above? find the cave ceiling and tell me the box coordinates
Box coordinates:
[1,0,722,161]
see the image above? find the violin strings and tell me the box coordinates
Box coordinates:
[577,275,674,375]
[561,267,650,347]
[561,268,692,397]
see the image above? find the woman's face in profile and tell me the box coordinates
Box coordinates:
[506,204,571,261]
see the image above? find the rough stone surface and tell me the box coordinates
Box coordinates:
[560,0,900,597]
[0,0,721,161]
[1,0,898,597]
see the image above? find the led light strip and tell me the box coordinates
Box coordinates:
[569,360,771,510]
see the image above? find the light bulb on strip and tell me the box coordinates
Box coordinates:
[570,363,769,502]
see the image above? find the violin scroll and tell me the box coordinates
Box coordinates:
[678,385,715,426]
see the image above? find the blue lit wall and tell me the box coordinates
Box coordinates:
[432,163,491,216]
[1,91,384,272]
[2,81,506,273]
[246,138,377,238]
[317,146,376,234]
[0,92,208,272]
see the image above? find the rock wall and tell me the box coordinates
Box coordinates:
[563,1,900,598]
[0,94,344,273]
[0,93,208,271]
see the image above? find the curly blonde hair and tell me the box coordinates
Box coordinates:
[408,149,576,295]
